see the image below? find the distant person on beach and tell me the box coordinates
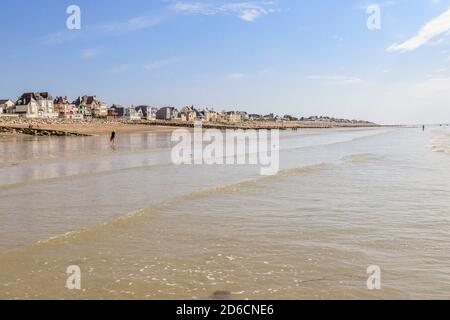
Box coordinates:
[110,131,116,145]
[422,125,425,131]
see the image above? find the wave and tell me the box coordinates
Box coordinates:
[341,153,380,163]
[428,131,450,156]
[176,162,332,202]
[0,162,332,258]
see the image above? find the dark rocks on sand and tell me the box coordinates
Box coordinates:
[0,126,89,137]
[210,291,232,300]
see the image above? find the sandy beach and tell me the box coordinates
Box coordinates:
[0,118,176,137]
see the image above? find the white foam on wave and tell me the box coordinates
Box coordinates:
[428,131,450,155]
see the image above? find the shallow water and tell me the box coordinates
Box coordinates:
[1,126,450,299]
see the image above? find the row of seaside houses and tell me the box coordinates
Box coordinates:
[1,93,305,122]
[0,92,253,123]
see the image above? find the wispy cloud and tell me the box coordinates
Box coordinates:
[81,47,104,60]
[44,31,82,44]
[44,14,164,44]
[387,7,450,52]
[44,2,274,45]
[108,64,131,74]
[170,2,217,15]
[169,1,278,22]
[101,16,164,34]
[259,66,275,75]
[356,1,397,10]
[227,72,248,79]
[144,58,180,71]
[306,75,362,85]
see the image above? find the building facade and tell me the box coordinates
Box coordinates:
[15,92,57,118]
[73,96,106,118]
[54,96,76,119]
[0,99,15,114]
[134,106,158,121]
[225,111,242,123]
[156,107,177,120]
[179,106,198,122]
[124,107,141,121]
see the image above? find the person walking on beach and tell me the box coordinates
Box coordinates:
[110,131,116,145]
[422,125,425,132]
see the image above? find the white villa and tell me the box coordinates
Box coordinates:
[15,92,58,118]
[134,106,158,121]
[124,107,141,121]
[147,107,158,121]
[94,102,108,118]
[0,99,15,114]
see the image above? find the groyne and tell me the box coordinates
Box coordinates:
[0,126,90,137]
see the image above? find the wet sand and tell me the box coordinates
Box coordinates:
[1,127,450,299]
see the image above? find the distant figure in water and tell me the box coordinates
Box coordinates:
[422,125,425,131]
[110,131,116,145]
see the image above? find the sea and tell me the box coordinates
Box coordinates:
[1,125,450,299]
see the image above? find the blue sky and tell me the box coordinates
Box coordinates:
[1,0,450,124]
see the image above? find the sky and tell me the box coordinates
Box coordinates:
[1,0,450,124]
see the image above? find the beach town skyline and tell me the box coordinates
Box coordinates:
[1,1,450,125]
[0,91,379,125]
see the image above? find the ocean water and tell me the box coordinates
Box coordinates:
[1,126,450,299]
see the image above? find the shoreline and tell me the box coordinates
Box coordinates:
[0,118,382,138]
